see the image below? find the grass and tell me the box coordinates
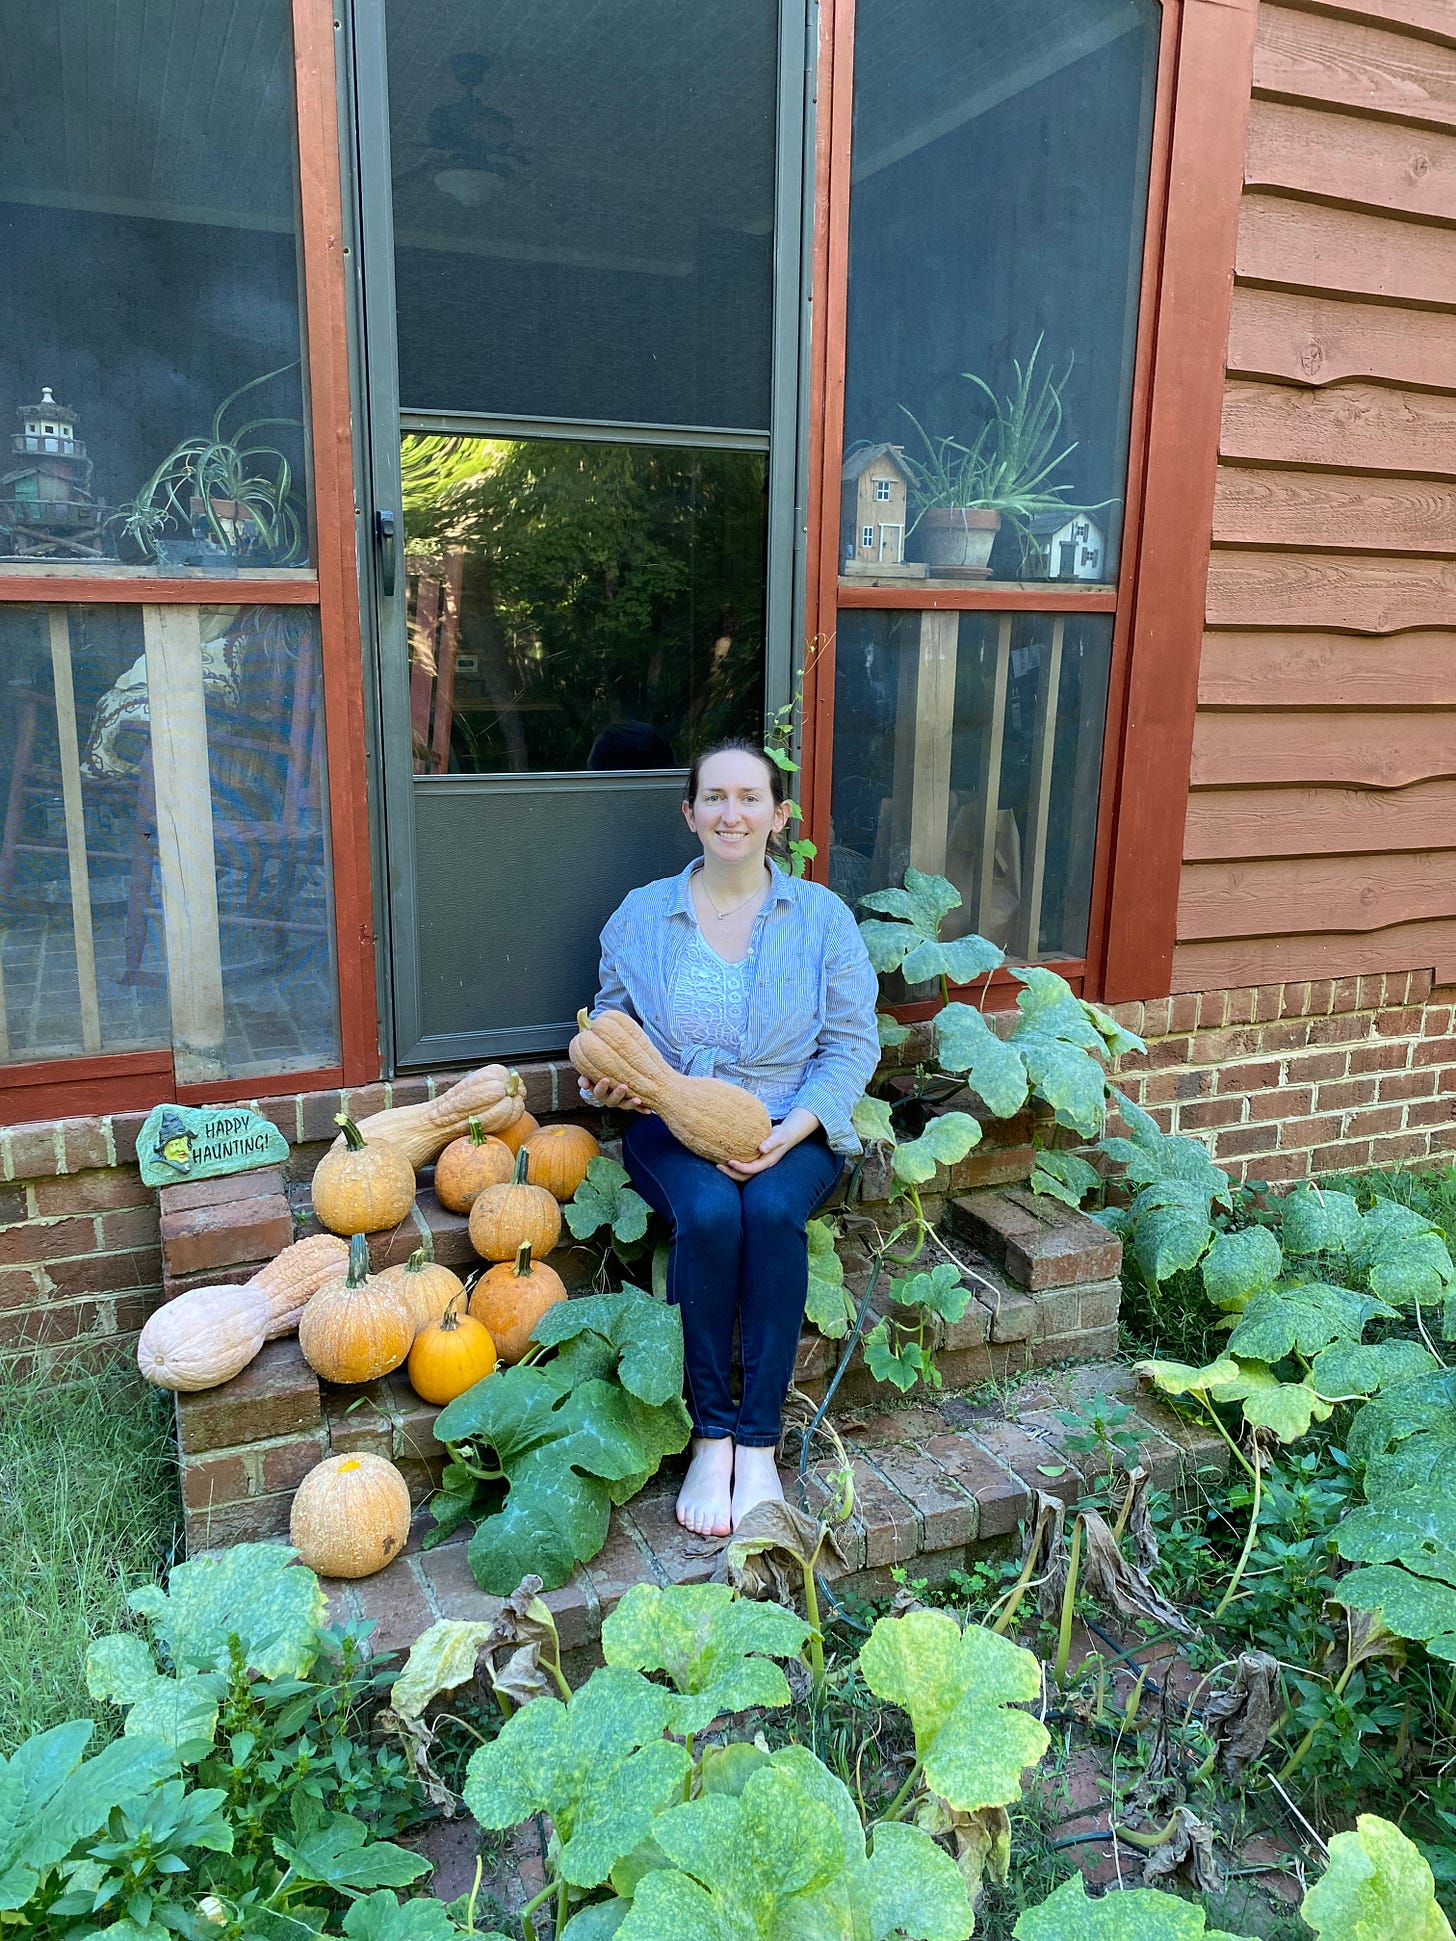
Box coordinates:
[0,1355,182,1754]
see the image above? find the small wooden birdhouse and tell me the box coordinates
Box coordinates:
[1,385,102,556]
[1046,513,1106,581]
[840,443,924,578]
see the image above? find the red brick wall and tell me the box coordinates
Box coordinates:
[1104,971,1456,1184]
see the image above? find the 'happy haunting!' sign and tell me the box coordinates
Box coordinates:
[137,1102,290,1188]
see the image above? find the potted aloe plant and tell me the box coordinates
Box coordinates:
[900,337,1100,574]
[111,364,306,568]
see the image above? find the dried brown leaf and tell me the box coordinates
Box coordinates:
[1138,1804,1225,1893]
[1202,1651,1280,1779]
[1079,1508,1198,1639]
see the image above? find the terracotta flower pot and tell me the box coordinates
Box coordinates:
[919,506,1000,572]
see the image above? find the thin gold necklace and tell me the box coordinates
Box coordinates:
[700,865,767,922]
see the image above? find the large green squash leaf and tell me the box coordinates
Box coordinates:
[1301,1813,1454,1941]
[1334,1566,1456,1660]
[1225,1283,1391,1362]
[464,1666,690,1889]
[857,1609,1048,1813]
[1348,1369,1456,1497]
[1201,1226,1282,1311]
[1013,1873,1245,1939]
[531,1288,685,1406]
[1310,1338,1437,1401]
[1280,1188,1365,1257]
[126,1543,324,1680]
[612,1745,971,1941]
[934,1005,1028,1119]
[891,1112,981,1187]
[434,1292,693,1591]
[1336,1490,1456,1586]
[600,1583,809,1736]
[804,1218,855,1338]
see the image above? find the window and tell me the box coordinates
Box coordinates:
[401,435,766,774]
[0,1,312,575]
[0,604,338,1078]
[862,524,875,549]
[826,0,1160,971]
[386,6,778,429]
[838,0,1158,587]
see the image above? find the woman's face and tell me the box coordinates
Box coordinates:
[684,749,789,864]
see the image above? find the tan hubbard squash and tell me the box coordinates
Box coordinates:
[407,1290,498,1404]
[569,1008,771,1165]
[298,1233,415,1385]
[375,1230,465,1334]
[290,1451,411,1578]
[494,1108,540,1156]
[523,1122,600,1202]
[246,1232,350,1338]
[469,1241,566,1363]
[343,1067,525,1169]
[137,1283,270,1392]
[434,1116,514,1213]
[312,1115,416,1236]
[468,1147,562,1263]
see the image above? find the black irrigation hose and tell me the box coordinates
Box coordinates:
[795,1256,884,1492]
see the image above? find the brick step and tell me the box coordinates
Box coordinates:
[319,1361,1229,1664]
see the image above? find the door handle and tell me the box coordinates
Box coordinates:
[375,508,398,597]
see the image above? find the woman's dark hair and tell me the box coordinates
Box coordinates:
[683,738,785,808]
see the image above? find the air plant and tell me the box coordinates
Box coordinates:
[112,364,306,564]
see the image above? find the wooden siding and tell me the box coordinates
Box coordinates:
[1173,0,1456,995]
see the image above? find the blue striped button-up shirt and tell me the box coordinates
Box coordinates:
[592,860,881,1154]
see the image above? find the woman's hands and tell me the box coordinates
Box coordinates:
[717,1107,821,1180]
[579,1076,647,1112]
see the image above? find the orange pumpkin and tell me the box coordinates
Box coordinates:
[290,1452,411,1579]
[434,1116,515,1214]
[298,1232,415,1385]
[523,1122,600,1202]
[495,1108,541,1157]
[312,1115,416,1236]
[468,1146,562,1263]
[407,1290,498,1404]
[376,1231,465,1334]
[469,1241,567,1363]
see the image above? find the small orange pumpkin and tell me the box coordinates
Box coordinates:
[312,1115,416,1236]
[290,1451,412,1578]
[468,1146,562,1263]
[434,1116,515,1214]
[298,1232,415,1385]
[407,1289,498,1404]
[523,1122,600,1202]
[376,1229,465,1333]
[470,1241,567,1363]
[495,1108,541,1156]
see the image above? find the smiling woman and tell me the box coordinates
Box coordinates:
[581,741,879,1539]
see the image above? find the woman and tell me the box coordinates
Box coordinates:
[581,740,880,1537]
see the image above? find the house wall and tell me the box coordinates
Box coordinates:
[1174,0,1456,995]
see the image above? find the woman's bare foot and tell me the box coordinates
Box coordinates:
[731,1445,785,1531]
[676,1437,734,1537]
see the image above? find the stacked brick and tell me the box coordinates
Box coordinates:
[1102,971,1456,1184]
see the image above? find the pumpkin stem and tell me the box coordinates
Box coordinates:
[576,1008,591,1031]
[335,1113,366,1151]
[511,1147,531,1186]
[346,1231,371,1287]
[513,1240,533,1278]
[405,1245,427,1274]
[467,1116,486,1146]
[440,1289,465,1330]
[506,1070,521,1096]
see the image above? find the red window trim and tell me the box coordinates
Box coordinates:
[0,0,380,1118]
[800,0,1258,1007]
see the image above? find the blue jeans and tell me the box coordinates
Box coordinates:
[623,1113,844,1447]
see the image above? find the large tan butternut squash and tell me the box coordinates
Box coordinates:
[246,1233,350,1339]
[341,1067,524,1169]
[569,1009,771,1166]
